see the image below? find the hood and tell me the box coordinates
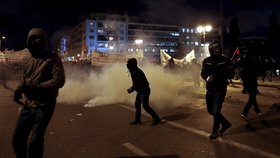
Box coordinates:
[27,28,49,57]
[127,58,138,71]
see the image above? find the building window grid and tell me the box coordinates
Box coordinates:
[66,14,211,58]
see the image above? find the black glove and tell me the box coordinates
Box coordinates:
[13,89,24,105]
[127,88,134,93]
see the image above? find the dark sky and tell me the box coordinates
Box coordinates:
[0,0,280,50]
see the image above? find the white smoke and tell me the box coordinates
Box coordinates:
[58,62,201,109]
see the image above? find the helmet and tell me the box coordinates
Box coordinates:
[208,40,222,56]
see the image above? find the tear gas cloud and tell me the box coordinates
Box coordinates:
[58,62,202,109]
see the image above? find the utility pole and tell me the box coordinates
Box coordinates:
[0,36,6,51]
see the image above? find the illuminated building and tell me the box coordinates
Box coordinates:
[61,13,219,62]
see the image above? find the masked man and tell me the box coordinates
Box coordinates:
[13,28,65,158]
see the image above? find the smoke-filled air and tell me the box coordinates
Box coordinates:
[58,62,202,109]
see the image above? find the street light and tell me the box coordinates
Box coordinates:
[0,36,6,51]
[135,39,143,51]
[197,25,212,44]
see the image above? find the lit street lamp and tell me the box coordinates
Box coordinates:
[135,39,143,51]
[0,36,6,51]
[197,25,212,44]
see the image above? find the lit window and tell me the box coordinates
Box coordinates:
[98,30,104,34]
[171,32,179,36]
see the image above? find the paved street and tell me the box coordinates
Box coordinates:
[0,80,280,158]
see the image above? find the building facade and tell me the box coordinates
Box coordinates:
[62,13,219,62]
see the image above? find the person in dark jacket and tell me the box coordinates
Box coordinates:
[201,41,234,139]
[126,58,161,125]
[240,54,262,121]
[12,28,65,158]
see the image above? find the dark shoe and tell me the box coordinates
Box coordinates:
[219,122,232,134]
[130,120,141,125]
[209,132,219,139]
[151,119,161,125]
[241,114,249,121]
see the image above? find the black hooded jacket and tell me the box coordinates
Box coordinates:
[129,67,150,93]
[201,55,234,92]
[16,28,65,101]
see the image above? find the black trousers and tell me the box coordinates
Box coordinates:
[242,92,261,115]
[206,91,230,133]
[134,88,160,122]
[12,99,56,158]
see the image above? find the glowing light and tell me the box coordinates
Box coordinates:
[197,25,212,33]
[197,26,204,33]
[196,25,212,43]
[135,39,143,44]
[205,25,212,32]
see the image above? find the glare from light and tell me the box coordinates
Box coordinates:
[135,39,143,44]
[197,25,212,33]
[205,25,212,32]
[197,26,204,33]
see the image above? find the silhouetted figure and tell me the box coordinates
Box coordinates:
[12,28,65,158]
[201,41,234,139]
[240,55,262,121]
[190,59,201,88]
[126,58,161,125]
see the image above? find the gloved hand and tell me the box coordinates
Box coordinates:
[13,89,24,105]
[127,88,134,94]
[206,75,213,82]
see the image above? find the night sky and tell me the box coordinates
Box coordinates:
[0,0,279,50]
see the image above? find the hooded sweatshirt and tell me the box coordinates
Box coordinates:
[127,58,149,93]
[16,28,65,101]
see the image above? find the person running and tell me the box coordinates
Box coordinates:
[201,41,235,139]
